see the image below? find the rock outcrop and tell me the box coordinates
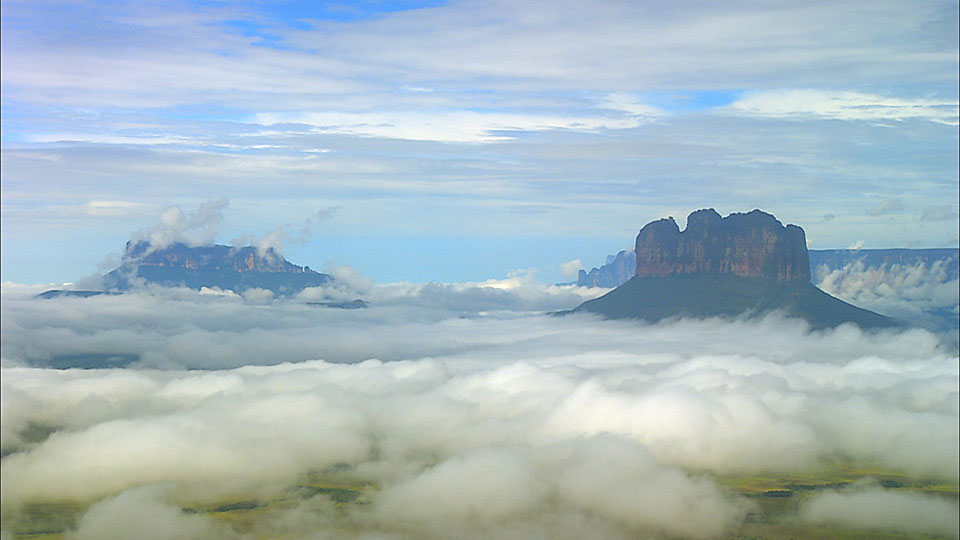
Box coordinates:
[634,209,810,281]
[122,241,311,274]
[100,241,331,295]
[577,247,959,289]
[572,209,898,329]
[578,250,636,288]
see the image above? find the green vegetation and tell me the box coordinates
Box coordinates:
[2,466,955,540]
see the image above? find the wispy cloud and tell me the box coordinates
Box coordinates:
[728,90,959,125]
[253,108,657,143]
[870,198,907,216]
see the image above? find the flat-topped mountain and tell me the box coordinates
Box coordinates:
[100,241,331,295]
[573,209,897,329]
[578,246,959,288]
[635,208,810,281]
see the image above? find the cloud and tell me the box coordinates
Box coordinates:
[800,487,960,538]
[922,204,959,222]
[559,259,582,279]
[869,197,906,216]
[230,207,338,256]
[252,109,652,143]
[0,283,957,538]
[3,1,956,110]
[847,240,865,250]
[84,200,146,217]
[551,437,748,539]
[728,90,959,125]
[71,486,237,540]
[815,258,959,335]
[373,448,547,524]
[130,199,229,252]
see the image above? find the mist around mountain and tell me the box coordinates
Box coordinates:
[576,239,958,334]
[102,241,332,295]
[578,247,960,288]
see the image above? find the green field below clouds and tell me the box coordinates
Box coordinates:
[5,464,957,540]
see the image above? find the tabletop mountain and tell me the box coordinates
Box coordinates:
[577,246,958,288]
[99,241,331,295]
[573,209,897,329]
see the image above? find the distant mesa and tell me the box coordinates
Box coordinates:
[40,241,335,298]
[578,250,636,289]
[573,209,899,329]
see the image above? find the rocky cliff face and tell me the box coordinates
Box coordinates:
[123,241,309,273]
[102,241,330,294]
[578,247,959,289]
[578,250,636,288]
[635,209,810,282]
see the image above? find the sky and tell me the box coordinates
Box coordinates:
[1,0,958,284]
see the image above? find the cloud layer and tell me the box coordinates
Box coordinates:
[2,279,957,538]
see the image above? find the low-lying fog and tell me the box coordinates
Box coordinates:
[2,265,958,539]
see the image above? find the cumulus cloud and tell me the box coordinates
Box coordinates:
[229,207,338,256]
[815,258,959,335]
[130,199,229,252]
[71,486,236,540]
[559,259,583,279]
[1,275,957,539]
[800,487,959,538]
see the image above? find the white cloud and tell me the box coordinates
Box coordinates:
[129,199,229,252]
[815,258,959,335]
[559,259,583,279]
[84,200,146,217]
[728,90,959,125]
[71,486,236,540]
[800,487,960,538]
[253,109,652,143]
[0,285,957,538]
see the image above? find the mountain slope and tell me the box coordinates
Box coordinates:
[573,274,897,329]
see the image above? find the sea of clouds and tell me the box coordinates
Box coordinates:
[1,273,958,539]
[815,258,959,339]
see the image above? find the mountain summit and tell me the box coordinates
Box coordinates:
[101,241,331,295]
[635,209,810,281]
[573,209,897,329]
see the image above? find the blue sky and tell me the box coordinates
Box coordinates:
[1,0,958,284]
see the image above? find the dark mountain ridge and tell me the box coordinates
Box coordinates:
[102,241,332,294]
[39,241,332,298]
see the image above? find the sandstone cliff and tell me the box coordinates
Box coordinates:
[101,241,330,294]
[578,250,636,288]
[123,241,310,274]
[634,209,810,281]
